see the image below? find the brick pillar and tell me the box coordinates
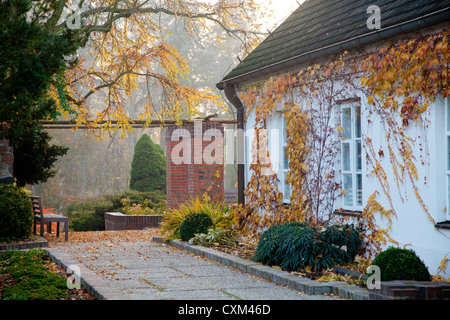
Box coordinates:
[165,121,224,209]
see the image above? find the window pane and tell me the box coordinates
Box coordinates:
[342,108,352,140]
[447,100,450,130]
[448,175,450,215]
[343,174,353,206]
[355,104,361,138]
[284,172,290,199]
[342,143,351,171]
[356,174,362,206]
[356,140,362,172]
[448,136,450,171]
[283,116,287,142]
[283,146,289,170]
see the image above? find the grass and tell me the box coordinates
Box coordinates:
[0,249,69,300]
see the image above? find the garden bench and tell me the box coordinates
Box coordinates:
[29,195,69,241]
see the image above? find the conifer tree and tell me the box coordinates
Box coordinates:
[129,134,166,193]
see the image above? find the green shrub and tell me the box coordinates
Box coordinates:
[189,227,237,246]
[370,247,431,281]
[65,190,166,231]
[105,190,166,212]
[254,222,362,272]
[179,212,214,242]
[129,134,166,193]
[65,198,114,231]
[0,184,33,241]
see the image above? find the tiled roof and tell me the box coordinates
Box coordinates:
[221,0,450,84]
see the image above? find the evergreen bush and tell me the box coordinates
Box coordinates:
[129,134,166,193]
[370,247,431,281]
[254,222,362,272]
[0,184,33,241]
[179,212,214,241]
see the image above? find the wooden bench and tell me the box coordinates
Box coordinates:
[30,195,69,241]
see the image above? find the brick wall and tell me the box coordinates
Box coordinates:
[104,212,163,231]
[0,138,14,185]
[166,120,225,210]
[369,280,450,300]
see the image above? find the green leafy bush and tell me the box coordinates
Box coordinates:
[370,247,431,281]
[179,212,214,242]
[0,184,33,241]
[189,227,237,246]
[0,249,69,300]
[66,190,166,231]
[254,222,362,272]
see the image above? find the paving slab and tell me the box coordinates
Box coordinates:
[47,238,341,300]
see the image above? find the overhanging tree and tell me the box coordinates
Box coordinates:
[130,134,166,192]
[41,0,267,134]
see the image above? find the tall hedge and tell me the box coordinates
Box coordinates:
[129,134,166,193]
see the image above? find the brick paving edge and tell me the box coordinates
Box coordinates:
[152,237,371,300]
[44,247,130,300]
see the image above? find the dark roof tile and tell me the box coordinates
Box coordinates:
[221,0,450,83]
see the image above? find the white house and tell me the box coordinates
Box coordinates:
[217,0,450,278]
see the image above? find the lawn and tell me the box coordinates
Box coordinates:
[0,249,95,300]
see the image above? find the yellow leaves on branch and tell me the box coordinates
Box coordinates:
[57,0,265,135]
[360,27,450,124]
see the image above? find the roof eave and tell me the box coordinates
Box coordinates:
[216,6,450,90]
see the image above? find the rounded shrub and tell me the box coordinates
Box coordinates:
[254,222,362,271]
[179,212,214,241]
[0,184,33,240]
[370,247,431,281]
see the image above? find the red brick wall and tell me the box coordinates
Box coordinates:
[104,212,163,231]
[165,121,224,209]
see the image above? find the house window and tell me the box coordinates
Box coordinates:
[341,101,362,210]
[281,115,291,203]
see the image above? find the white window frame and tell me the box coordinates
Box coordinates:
[280,114,291,203]
[340,101,363,211]
[445,97,450,220]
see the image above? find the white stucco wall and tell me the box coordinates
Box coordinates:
[241,91,450,279]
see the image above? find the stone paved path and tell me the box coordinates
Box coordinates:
[48,237,340,300]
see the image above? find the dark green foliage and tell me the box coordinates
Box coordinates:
[370,247,431,281]
[66,198,114,231]
[65,190,166,231]
[0,0,80,188]
[179,212,214,241]
[0,0,80,124]
[254,222,362,272]
[129,134,166,193]
[0,249,69,300]
[0,184,33,241]
[12,126,68,187]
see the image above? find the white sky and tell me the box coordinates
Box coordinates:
[264,0,303,30]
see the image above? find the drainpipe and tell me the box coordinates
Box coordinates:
[217,82,245,206]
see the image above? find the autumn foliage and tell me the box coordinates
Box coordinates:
[237,26,450,259]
